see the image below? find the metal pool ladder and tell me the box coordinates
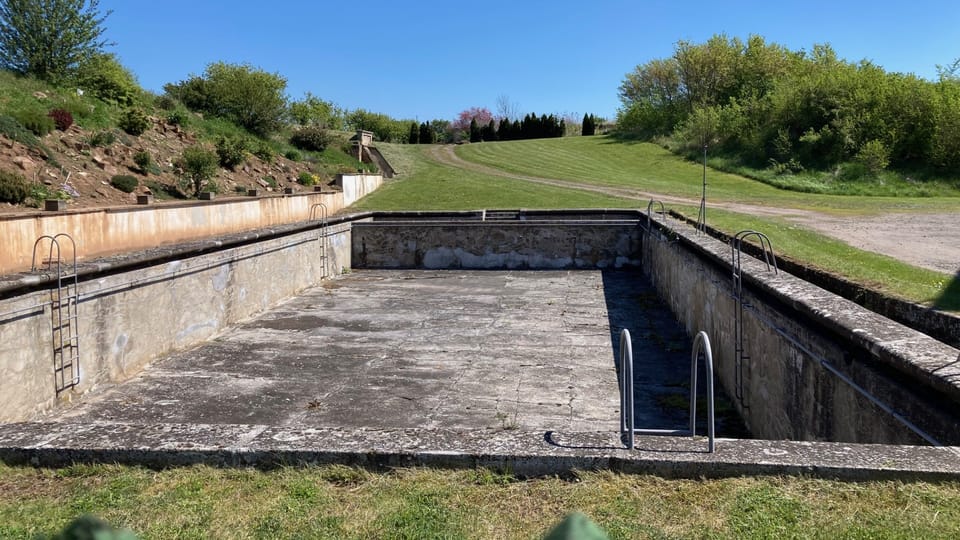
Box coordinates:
[31,233,81,394]
[619,329,715,452]
[310,203,329,278]
[731,230,778,408]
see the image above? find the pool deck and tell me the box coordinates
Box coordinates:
[2,270,959,479]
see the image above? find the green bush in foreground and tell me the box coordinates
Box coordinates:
[177,146,219,196]
[290,125,331,152]
[215,136,248,170]
[133,151,152,174]
[297,171,317,186]
[0,169,30,204]
[110,175,138,193]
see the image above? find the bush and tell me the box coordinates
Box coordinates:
[48,108,74,131]
[166,109,188,126]
[297,171,317,186]
[0,169,30,204]
[290,126,331,152]
[154,94,177,110]
[0,114,41,148]
[110,174,139,193]
[88,130,116,147]
[855,139,890,176]
[15,109,55,136]
[133,150,152,173]
[284,149,301,161]
[262,175,277,188]
[215,136,248,170]
[178,146,219,196]
[118,108,150,136]
[73,52,141,105]
[253,142,274,163]
[164,62,287,136]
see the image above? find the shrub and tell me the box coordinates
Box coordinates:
[166,109,188,126]
[0,169,30,204]
[290,126,331,151]
[215,136,248,170]
[0,114,41,148]
[118,108,150,136]
[133,150,152,173]
[253,142,274,164]
[48,108,74,131]
[154,94,177,110]
[178,146,219,196]
[15,109,55,136]
[297,171,317,186]
[262,175,277,188]
[88,130,116,147]
[110,174,139,193]
[855,139,890,176]
[284,149,301,161]
[73,52,141,105]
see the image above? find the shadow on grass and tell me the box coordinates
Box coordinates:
[933,271,960,312]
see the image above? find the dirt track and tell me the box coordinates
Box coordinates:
[426,145,960,275]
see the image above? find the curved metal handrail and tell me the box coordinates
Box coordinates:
[619,328,715,452]
[645,199,665,231]
[691,331,716,453]
[731,230,778,276]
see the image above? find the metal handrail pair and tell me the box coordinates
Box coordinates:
[619,328,715,452]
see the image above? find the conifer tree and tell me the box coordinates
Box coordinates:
[408,122,419,144]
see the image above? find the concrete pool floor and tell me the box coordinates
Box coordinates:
[53,269,628,432]
[2,270,959,479]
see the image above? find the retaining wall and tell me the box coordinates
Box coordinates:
[0,220,352,422]
[0,174,381,275]
[351,221,643,269]
[643,217,960,445]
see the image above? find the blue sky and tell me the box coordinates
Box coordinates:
[98,0,959,123]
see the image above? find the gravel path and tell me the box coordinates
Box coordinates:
[427,145,960,275]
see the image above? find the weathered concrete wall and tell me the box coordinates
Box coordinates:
[351,222,643,269]
[0,222,352,422]
[0,174,381,275]
[643,218,960,445]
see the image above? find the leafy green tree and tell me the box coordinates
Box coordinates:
[0,0,112,81]
[289,92,342,128]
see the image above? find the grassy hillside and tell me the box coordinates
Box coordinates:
[353,144,633,211]
[455,136,960,215]
[355,140,958,309]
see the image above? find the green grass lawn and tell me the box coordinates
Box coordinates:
[2,463,958,539]
[455,136,960,215]
[352,144,635,211]
[353,143,957,309]
[670,205,959,309]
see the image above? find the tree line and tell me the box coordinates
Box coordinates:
[617,34,960,174]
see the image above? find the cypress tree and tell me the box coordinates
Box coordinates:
[482,119,496,142]
[419,122,433,144]
[469,118,480,143]
[497,116,511,141]
[408,122,419,144]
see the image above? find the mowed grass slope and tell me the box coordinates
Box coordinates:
[456,136,960,214]
[353,143,634,211]
[356,140,958,309]
[2,464,959,539]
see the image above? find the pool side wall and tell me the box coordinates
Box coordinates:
[0,222,352,422]
[642,218,960,445]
